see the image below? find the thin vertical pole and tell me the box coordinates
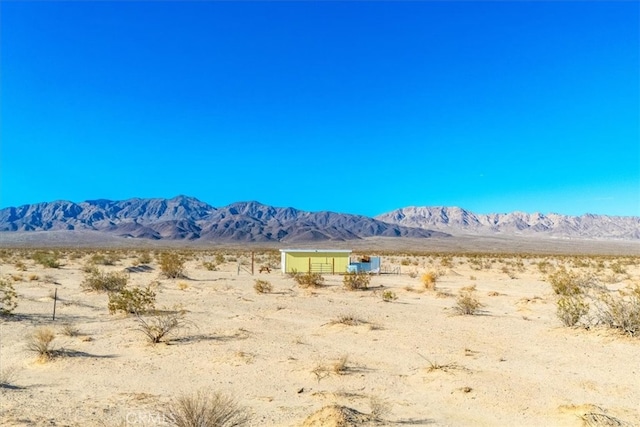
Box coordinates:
[52,288,58,321]
[251,252,254,275]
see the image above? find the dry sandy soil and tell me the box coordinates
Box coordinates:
[1,247,639,426]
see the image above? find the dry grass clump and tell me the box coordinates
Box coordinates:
[167,389,251,427]
[343,271,371,291]
[253,279,273,294]
[453,287,482,315]
[330,314,366,326]
[81,270,128,292]
[421,271,438,290]
[291,271,325,289]
[26,327,57,360]
[547,268,596,296]
[0,366,18,389]
[60,323,81,337]
[312,355,351,381]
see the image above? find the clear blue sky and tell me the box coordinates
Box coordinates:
[1,1,638,217]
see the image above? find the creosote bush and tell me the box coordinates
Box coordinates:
[343,271,371,291]
[253,279,273,294]
[108,286,156,314]
[0,279,18,315]
[291,271,325,289]
[382,290,398,302]
[168,389,251,427]
[81,270,128,292]
[557,294,589,327]
[32,251,60,268]
[159,252,186,279]
[547,268,593,296]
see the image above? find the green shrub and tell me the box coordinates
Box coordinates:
[382,290,397,302]
[108,286,156,314]
[81,270,128,292]
[292,272,324,289]
[547,268,584,296]
[159,252,185,278]
[138,251,153,265]
[557,294,589,327]
[0,279,18,315]
[135,308,191,344]
[343,271,371,291]
[32,251,60,268]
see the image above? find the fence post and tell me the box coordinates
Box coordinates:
[52,288,57,321]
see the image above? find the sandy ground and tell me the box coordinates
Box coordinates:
[1,249,639,426]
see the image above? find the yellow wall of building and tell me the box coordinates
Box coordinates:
[284,251,350,274]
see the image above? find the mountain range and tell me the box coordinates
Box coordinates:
[0,196,638,242]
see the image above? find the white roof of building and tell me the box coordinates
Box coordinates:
[279,249,352,253]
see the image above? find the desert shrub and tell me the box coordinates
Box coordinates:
[253,279,272,294]
[108,286,156,314]
[594,286,640,337]
[14,261,27,271]
[557,294,589,327]
[215,253,225,264]
[547,268,584,296]
[292,272,324,289]
[135,308,191,344]
[610,262,626,274]
[32,251,60,268]
[343,271,371,291]
[60,323,81,337]
[330,314,366,326]
[421,271,437,290]
[440,256,453,268]
[0,279,18,315]
[0,366,18,388]
[454,289,482,315]
[202,261,218,271]
[26,327,56,360]
[159,252,185,278]
[28,274,39,281]
[81,270,128,292]
[382,290,397,302]
[407,271,417,279]
[89,252,119,266]
[138,251,153,265]
[168,389,251,427]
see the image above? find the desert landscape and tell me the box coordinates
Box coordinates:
[1,245,639,426]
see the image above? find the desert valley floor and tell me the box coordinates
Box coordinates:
[1,246,639,426]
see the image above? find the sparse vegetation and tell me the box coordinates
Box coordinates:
[342,271,371,291]
[26,327,56,360]
[454,287,482,315]
[253,279,272,294]
[135,308,191,344]
[421,271,437,290]
[557,294,589,327]
[291,271,324,289]
[159,252,186,278]
[108,286,157,314]
[0,366,18,389]
[32,251,61,268]
[167,389,251,427]
[0,279,18,315]
[81,269,128,292]
[594,285,640,337]
[382,290,397,302]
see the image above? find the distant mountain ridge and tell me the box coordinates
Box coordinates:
[375,206,640,240]
[0,197,637,242]
[0,196,447,242]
